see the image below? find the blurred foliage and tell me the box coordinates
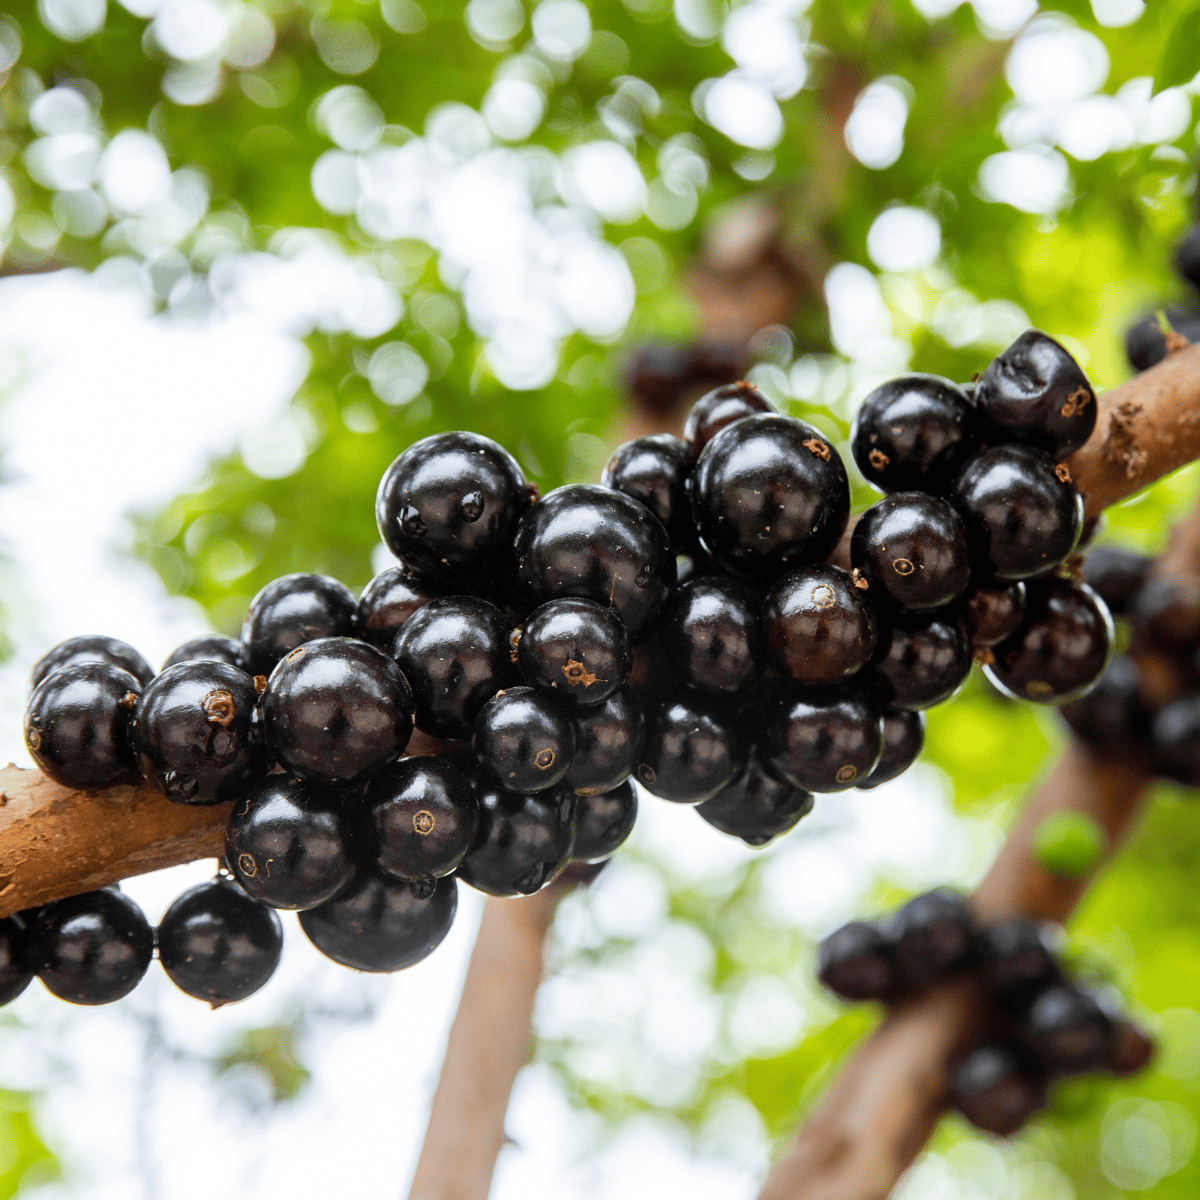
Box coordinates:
[214,1021,312,1104]
[0,1089,57,1198]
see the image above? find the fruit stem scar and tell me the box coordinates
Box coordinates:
[1055,462,1072,484]
[413,809,436,835]
[562,659,603,687]
[892,558,915,576]
[203,689,237,728]
[868,448,890,471]
[534,748,556,770]
[1060,386,1091,417]
[802,437,831,461]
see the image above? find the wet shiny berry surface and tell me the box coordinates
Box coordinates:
[562,688,644,797]
[31,890,153,1005]
[518,598,631,708]
[850,493,970,612]
[458,785,577,896]
[134,661,269,805]
[817,921,896,1001]
[571,780,637,863]
[600,433,695,551]
[1019,984,1114,1074]
[764,565,877,685]
[961,581,1027,649]
[636,694,747,804]
[392,596,516,739]
[690,413,849,581]
[660,577,765,695]
[30,634,154,692]
[850,375,977,495]
[162,635,250,673]
[0,917,31,1006]
[355,565,444,651]
[225,775,358,910]
[473,686,575,793]
[885,888,976,992]
[1080,546,1151,617]
[25,662,141,788]
[263,638,414,785]
[873,612,973,710]
[513,485,674,640]
[683,381,774,462]
[951,1045,1046,1136]
[300,869,458,972]
[157,877,283,1007]
[695,746,813,846]
[241,573,357,677]
[856,707,924,789]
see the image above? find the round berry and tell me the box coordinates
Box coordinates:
[355,565,443,651]
[1151,694,1200,786]
[31,890,153,1005]
[1019,985,1113,1075]
[977,918,1063,1012]
[975,330,1096,457]
[241,573,356,677]
[30,635,153,692]
[458,785,577,896]
[761,683,883,792]
[263,638,413,785]
[225,775,358,910]
[961,581,1027,650]
[1061,654,1148,754]
[850,375,977,495]
[636,694,748,804]
[690,414,850,581]
[366,756,479,883]
[850,494,970,612]
[162,635,250,673]
[1080,546,1151,618]
[157,878,283,1007]
[625,342,693,412]
[375,431,529,586]
[1131,577,1200,650]
[695,746,812,847]
[300,870,458,972]
[1125,309,1200,373]
[0,916,32,1006]
[563,688,644,797]
[856,707,924,789]
[133,661,269,806]
[817,921,895,1001]
[513,485,674,640]
[571,780,637,863]
[683,381,774,462]
[764,565,877,685]
[393,597,516,739]
[950,1045,1046,1136]
[873,612,972,710]
[985,579,1112,705]
[1176,224,1200,290]
[689,339,749,387]
[951,444,1083,582]
[518,599,631,708]
[25,662,141,788]
[472,687,575,793]
[660,577,766,695]
[600,434,695,551]
[884,888,975,993]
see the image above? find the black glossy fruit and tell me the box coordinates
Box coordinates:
[872,613,973,711]
[660,577,766,695]
[375,432,529,587]
[241,573,356,677]
[0,916,32,1006]
[985,579,1112,705]
[761,684,883,792]
[1176,224,1200,290]
[690,414,850,581]
[1125,309,1200,373]
[25,662,141,788]
[856,708,925,789]
[355,565,443,651]
[764,565,877,685]
[950,1045,1046,1136]
[1131,577,1200,650]
[850,375,977,495]
[31,890,153,1005]
[1019,985,1114,1075]
[458,785,577,896]
[1080,546,1151,618]
[683,381,774,462]
[263,638,414,785]
[625,342,693,412]
[30,634,154,692]
[513,485,674,640]
[884,888,975,992]
[393,597,516,739]
[975,330,1096,457]
[689,339,749,388]
[300,870,457,972]
[951,444,1084,582]
[563,688,644,797]
[572,780,637,863]
[225,775,358,910]
[817,921,896,1001]
[977,918,1063,1012]
[1060,655,1148,753]
[367,756,479,882]
[600,434,695,551]
[162,635,250,673]
[961,581,1027,650]
[636,694,748,804]
[134,661,270,805]
[695,746,813,846]
[1150,694,1200,786]
[157,878,283,1007]
[473,687,575,793]
[850,494,970,612]
[518,598,631,708]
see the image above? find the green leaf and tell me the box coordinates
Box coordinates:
[1154,5,1200,94]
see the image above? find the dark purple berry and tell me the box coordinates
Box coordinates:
[873,613,972,710]
[571,780,637,863]
[563,688,643,797]
[241,573,356,677]
[625,342,693,412]
[856,708,924,789]
[695,746,812,846]
[1131,577,1200,650]
[1125,309,1200,373]
[977,918,1063,1012]
[636,694,748,804]
[472,686,575,793]
[162,635,250,673]
[157,877,283,1007]
[1019,985,1114,1075]
[1080,546,1151,618]
[683,381,774,462]
[660,577,766,695]
[300,870,457,972]
[1151,694,1200,786]
[30,635,153,692]
[355,565,443,651]
[600,434,695,551]
[25,662,141,788]
[688,339,749,387]
[884,888,975,992]
[513,485,674,640]
[961,581,1027,650]
[0,916,32,1006]
[1176,224,1200,290]
[690,414,849,581]
[817,921,896,1001]
[1060,655,1148,753]
[518,598,631,708]
[850,375,977,495]
[950,1044,1046,1136]
[458,785,577,896]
